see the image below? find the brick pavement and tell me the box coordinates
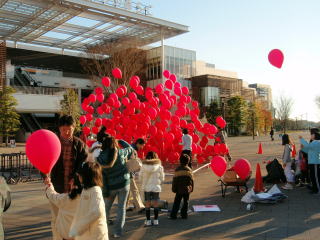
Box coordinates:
[3,132,318,240]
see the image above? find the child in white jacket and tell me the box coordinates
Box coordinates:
[44,176,82,240]
[69,162,108,240]
[139,152,164,226]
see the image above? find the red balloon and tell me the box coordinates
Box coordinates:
[130,76,139,89]
[83,126,91,135]
[174,82,181,88]
[92,126,99,134]
[94,87,103,95]
[95,118,102,127]
[182,86,189,95]
[169,74,177,82]
[97,106,104,115]
[163,70,170,79]
[135,85,144,95]
[79,115,86,125]
[192,100,199,108]
[210,156,227,177]
[145,90,154,100]
[155,84,164,94]
[128,92,137,101]
[122,97,130,106]
[268,49,284,68]
[81,103,88,112]
[97,94,104,102]
[234,158,251,180]
[165,80,173,90]
[26,130,61,174]
[216,116,227,129]
[102,76,111,87]
[114,100,121,109]
[148,108,157,120]
[112,68,122,78]
[89,94,96,103]
[174,87,182,96]
[85,113,93,122]
[116,87,125,97]
[120,85,127,95]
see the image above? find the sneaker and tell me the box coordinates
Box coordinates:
[144,220,152,227]
[153,219,159,226]
[112,234,121,238]
[282,183,293,190]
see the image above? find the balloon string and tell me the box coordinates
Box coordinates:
[165,163,210,176]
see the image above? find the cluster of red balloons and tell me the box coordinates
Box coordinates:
[209,156,251,180]
[80,68,228,164]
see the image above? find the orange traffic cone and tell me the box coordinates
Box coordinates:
[254,163,265,193]
[292,144,297,158]
[257,143,263,154]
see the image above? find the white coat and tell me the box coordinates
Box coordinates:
[69,186,108,240]
[139,159,165,192]
[0,177,10,240]
[46,185,80,240]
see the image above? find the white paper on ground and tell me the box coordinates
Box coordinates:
[267,184,282,195]
[241,190,256,203]
[255,193,272,199]
[193,205,221,212]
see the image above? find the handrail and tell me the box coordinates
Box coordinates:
[12,86,66,95]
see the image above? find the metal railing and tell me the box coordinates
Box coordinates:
[0,152,41,184]
[13,86,66,95]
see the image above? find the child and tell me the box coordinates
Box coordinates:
[69,162,109,240]
[281,134,294,190]
[170,154,194,219]
[44,175,82,240]
[139,152,164,226]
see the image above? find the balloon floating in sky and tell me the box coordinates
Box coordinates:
[268,49,284,68]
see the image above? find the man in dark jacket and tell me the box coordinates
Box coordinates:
[47,115,88,240]
[170,154,194,219]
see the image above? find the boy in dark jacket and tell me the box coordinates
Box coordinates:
[169,154,194,219]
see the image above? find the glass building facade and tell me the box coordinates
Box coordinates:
[200,87,220,107]
[146,46,196,88]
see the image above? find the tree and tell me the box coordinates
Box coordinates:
[225,96,248,136]
[205,100,222,125]
[246,102,258,139]
[275,95,294,133]
[81,38,147,93]
[261,109,273,134]
[0,87,20,146]
[60,89,81,132]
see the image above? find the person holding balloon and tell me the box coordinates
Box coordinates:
[47,115,89,239]
[44,175,82,240]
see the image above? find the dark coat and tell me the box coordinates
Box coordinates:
[50,136,88,193]
[172,165,194,194]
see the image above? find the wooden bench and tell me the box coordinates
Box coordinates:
[218,170,252,198]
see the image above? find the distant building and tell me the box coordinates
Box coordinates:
[248,83,273,110]
[196,61,238,78]
[190,74,243,107]
[146,46,196,88]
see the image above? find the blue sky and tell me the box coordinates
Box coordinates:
[149,0,320,121]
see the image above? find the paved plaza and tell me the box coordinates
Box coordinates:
[2,132,319,240]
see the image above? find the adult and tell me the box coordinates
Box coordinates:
[270,128,275,141]
[127,138,145,213]
[0,176,11,239]
[281,134,294,190]
[215,127,232,161]
[299,128,320,194]
[181,129,192,168]
[97,135,133,238]
[48,115,88,240]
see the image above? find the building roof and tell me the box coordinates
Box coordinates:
[0,0,189,53]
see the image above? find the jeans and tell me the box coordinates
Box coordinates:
[104,184,130,235]
[170,193,189,218]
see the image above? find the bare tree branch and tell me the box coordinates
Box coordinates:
[275,95,294,133]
